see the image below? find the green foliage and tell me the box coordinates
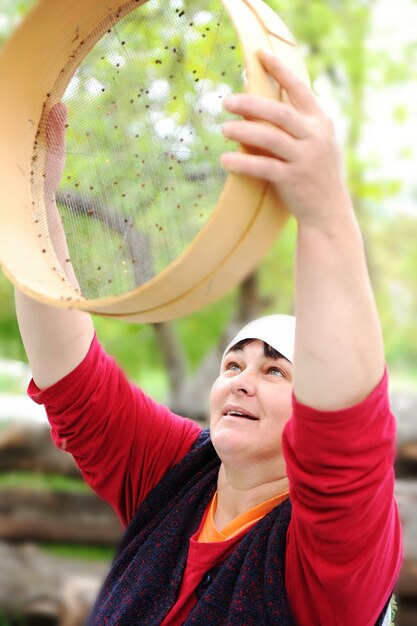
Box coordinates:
[0,615,26,626]
[0,471,89,493]
[0,0,36,47]
[0,277,26,362]
[93,315,170,397]
[40,543,114,561]
[390,594,398,625]
[48,2,243,297]
[0,375,24,395]
[0,0,416,390]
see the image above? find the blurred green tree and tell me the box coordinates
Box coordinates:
[0,0,416,416]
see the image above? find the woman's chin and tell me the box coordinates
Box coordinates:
[211,425,251,460]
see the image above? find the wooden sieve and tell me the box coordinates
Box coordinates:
[0,0,309,323]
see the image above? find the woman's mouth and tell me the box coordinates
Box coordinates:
[222,406,258,421]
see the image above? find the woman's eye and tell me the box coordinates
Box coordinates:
[225,362,240,372]
[268,367,284,377]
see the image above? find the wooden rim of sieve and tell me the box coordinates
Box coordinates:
[0,0,309,322]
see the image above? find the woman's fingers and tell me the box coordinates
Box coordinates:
[258,49,318,115]
[222,119,299,162]
[221,151,285,185]
[221,50,346,224]
[224,94,307,140]
[46,102,68,152]
[44,103,68,200]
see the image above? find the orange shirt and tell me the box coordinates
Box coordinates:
[160,490,289,625]
[198,490,290,542]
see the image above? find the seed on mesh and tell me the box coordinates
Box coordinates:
[41,2,245,299]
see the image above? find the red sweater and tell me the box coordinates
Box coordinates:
[29,335,402,625]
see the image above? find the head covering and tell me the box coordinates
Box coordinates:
[222,314,296,364]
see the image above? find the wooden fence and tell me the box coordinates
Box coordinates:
[0,390,416,625]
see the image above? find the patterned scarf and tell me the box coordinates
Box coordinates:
[88,429,294,625]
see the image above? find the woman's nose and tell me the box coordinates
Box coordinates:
[230,370,256,396]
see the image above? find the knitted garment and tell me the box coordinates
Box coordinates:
[88,429,294,625]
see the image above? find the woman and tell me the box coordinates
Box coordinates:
[16,50,401,624]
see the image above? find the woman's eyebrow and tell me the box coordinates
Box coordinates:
[265,356,294,376]
[265,355,290,364]
[225,348,243,357]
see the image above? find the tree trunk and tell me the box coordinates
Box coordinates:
[0,423,81,478]
[0,488,122,546]
[154,272,269,421]
[0,541,108,619]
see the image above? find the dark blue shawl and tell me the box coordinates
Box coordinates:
[89,429,293,625]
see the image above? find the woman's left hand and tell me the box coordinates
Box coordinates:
[221,50,352,231]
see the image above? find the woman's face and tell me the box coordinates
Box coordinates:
[209,339,293,471]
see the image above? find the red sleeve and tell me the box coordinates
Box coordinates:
[28,334,202,527]
[283,370,403,626]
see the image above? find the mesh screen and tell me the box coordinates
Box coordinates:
[32,0,245,299]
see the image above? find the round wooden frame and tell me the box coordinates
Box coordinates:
[0,0,308,323]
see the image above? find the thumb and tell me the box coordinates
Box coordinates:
[46,102,68,152]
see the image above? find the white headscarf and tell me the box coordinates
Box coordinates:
[222,314,296,364]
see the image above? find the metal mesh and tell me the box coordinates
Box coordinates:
[33,0,245,299]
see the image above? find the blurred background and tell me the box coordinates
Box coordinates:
[0,0,416,624]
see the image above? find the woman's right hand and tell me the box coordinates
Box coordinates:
[43,102,79,288]
[45,102,68,204]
